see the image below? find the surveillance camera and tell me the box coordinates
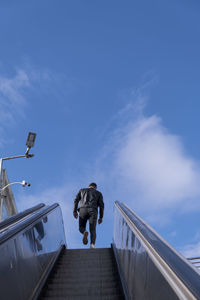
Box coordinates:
[21,181,31,187]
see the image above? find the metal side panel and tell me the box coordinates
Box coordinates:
[0,239,21,299]
[0,204,66,300]
[113,202,200,300]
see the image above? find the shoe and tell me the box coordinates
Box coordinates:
[83,231,88,245]
[90,243,95,249]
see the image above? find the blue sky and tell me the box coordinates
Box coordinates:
[0,0,200,255]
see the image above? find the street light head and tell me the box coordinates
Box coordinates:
[26,132,36,148]
[25,132,36,157]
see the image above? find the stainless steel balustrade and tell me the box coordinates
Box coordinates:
[0,203,66,300]
[0,203,45,231]
[113,201,200,300]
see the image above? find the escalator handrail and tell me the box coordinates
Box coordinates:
[0,203,59,245]
[0,203,45,230]
[115,201,200,300]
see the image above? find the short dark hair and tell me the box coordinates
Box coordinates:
[89,182,97,189]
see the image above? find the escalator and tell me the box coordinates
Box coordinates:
[39,248,124,299]
[0,201,200,300]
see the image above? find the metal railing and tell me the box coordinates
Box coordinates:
[0,203,66,300]
[113,201,200,300]
[188,257,200,271]
[0,203,45,231]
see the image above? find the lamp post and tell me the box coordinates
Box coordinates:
[0,180,31,220]
[0,132,36,220]
[0,132,36,188]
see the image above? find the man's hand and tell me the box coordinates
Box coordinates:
[73,212,78,219]
[98,218,103,224]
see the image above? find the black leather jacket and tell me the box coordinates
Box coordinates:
[73,188,104,218]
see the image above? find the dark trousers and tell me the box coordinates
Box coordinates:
[79,208,97,244]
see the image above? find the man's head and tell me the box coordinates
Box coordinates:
[89,182,97,189]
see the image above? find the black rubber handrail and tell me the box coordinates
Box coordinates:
[115,201,200,300]
[0,203,59,245]
[0,203,45,230]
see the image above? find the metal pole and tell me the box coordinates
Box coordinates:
[0,159,3,220]
[0,154,33,190]
[0,182,25,218]
[0,158,3,189]
[0,132,36,220]
[2,154,33,161]
[0,155,31,221]
[0,153,34,185]
[1,182,25,192]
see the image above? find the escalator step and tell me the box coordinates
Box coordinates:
[44,285,123,293]
[46,281,122,290]
[40,295,123,300]
[47,277,121,283]
[39,248,124,299]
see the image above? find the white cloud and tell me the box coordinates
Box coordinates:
[0,65,65,148]
[181,242,200,258]
[0,69,30,121]
[0,69,31,146]
[180,229,200,259]
[169,231,177,238]
[107,112,200,214]
[0,65,75,147]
